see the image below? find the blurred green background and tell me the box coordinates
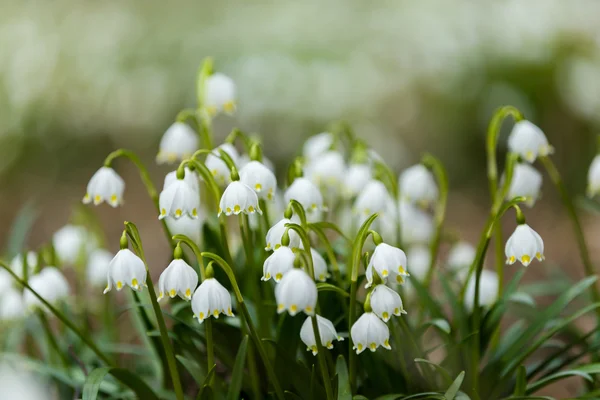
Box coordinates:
[1,0,600,275]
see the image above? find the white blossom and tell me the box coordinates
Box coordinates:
[157,259,198,301]
[303,132,333,160]
[205,143,240,186]
[159,178,200,219]
[265,217,302,251]
[205,73,236,116]
[354,180,392,218]
[166,215,203,246]
[262,246,295,282]
[0,288,25,320]
[505,224,544,267]
[306,151,346,190]
[191,278,234,323]
[370,284,406,322]
[505,163,543,207]
[300,315,343,355]
[275,269,317,316]
[156,122,199,164]
[82,166,125,207]
[53,225,88,265]
[406,245,431,282]
[86,249,113,287]
[351,312,391,354]
[219,181,262,216]
[587,155,600,198]
[24,268,70,310]
[163,167,200,193]
[9,251,37,280]
[240,161,277,201]
[310,249,330,282]
[104,249,147,293]
[464,269,499,311]
[399,200,434,245]
[343,164,372,198]
[507,120,553,163]
[447,242,476,272]
[399,164,438,207]
[284,177,326,213]
[365,243,409,288]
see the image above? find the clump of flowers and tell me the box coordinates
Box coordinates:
[2,62,600,400]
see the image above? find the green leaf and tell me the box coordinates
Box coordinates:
[501,397,554,400]
[421,319,451,335]
[354,396,371,400]
[227,335,249,400]
[525,370,592,394]
[176,355,205,386]
[576,195,600,215]
[513,365,526,396]
[414,358,452,385]
[574,363,600,374]
[197,385,214,400]
[401,393,444,399]
[444,371,465,400]
[285,391,304,400]
[336,355,352,400]
[83,367,159,400]
[317,283,349,297]
[508,292,536,307]
[4,200,37,257]
[374,395,403,400]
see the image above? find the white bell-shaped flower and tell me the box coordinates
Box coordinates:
[399,200,434,245]
[300,315,344,355]
[156,122,199,164]
[507,120,553,163]
[0,269,12,293]
[505,223,544,267]
[86,249,113,287]
[406,245,431,282]
[505,163,542,207]
[284,178,325,213]
[370,284,407,322]
[265,217,302,251]
[191,278,234,323]
[310,249,330,282]
[205,143,240,186]
[83,166,125,207]
[303,132,333,160]
[239,154,276,173]
[275,268,317,316]
[166,215,203,246]
[163,167,199,193]
[354,180,392,218]
[219,180,262,216]
[399,164,438,207]
[157,259,198,301]
[447,241,476,272]
[0,288,25,320]
[53,225,87,265]
[205,73,236,116]
[587,155,600,198]
[365,243,409,288]
[306,151,346,190]
[344,164,372,198]
[9,251,37,280]
[24,268,70,310]
[351,312,391,354]
[159,178,200,219]
[240,161,277,201]
[262,246,295,282]
[104,249,147,293]
[464,269,499,311]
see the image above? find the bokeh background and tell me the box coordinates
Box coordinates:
[1,1,600,395]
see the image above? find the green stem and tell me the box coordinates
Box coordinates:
[103,149,175,250]
[348,214,379,393]
[125,222,184,400]
[37,310,69,369]
[374,161,402,247]
[201,252,285,400]
[422,154,449,289]
[176,108,211,150]
[0,261,113,366]
[540,156,600,323]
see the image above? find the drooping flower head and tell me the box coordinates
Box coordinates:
[163,167,199,193]
[343,164,372,198]
[86,249,113,288]
[305,151,346,191]
[300,315,343,355]
[310,248,330,282]
[156,122,199,164]
[505,163,542,207]
[205,73,236,116]
[464,269,499,311]
[354,180,392,219]
[262,246,295,282]
[447,241,476,272]
[240,161,277,201]
[0,288,25,321]
[284,177,326,214]
[53,225,89,265]
[9,251,37,281]
[191,277,234,323]
[505,223,544,267]
[587,155,600,198]
[166,215,203,246]
[351,312,391,354]
[303,132,334,160]
[365,242,409,288]
[370,284,406,322]
[24,267,70,311]
[507,120,553,163]
[83,166,125,207]
[265,217,301,251]
[159,174,200,220]
[399,200,434,245]
[157,247,199,301]
[275,268,317,316]
[399,164,438,208]
[104,244,147,294]
[219,180,262,216]
[205,143,240,186]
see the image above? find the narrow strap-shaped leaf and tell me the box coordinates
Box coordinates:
[400,393,444,400]
[176,355,205,386]
[526,370,592,394]
[196,365,216,399]
[83,367,159,400]
[285,391,303,400]
[414,358,452,385]
[336,355,352,400]
[373,395,403,400]
[444,371,465,400]
[227,335,249,400]
[513,365,526,396]
[501,397,554,400]
[420,319,451,335]
[317,283,349,297]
